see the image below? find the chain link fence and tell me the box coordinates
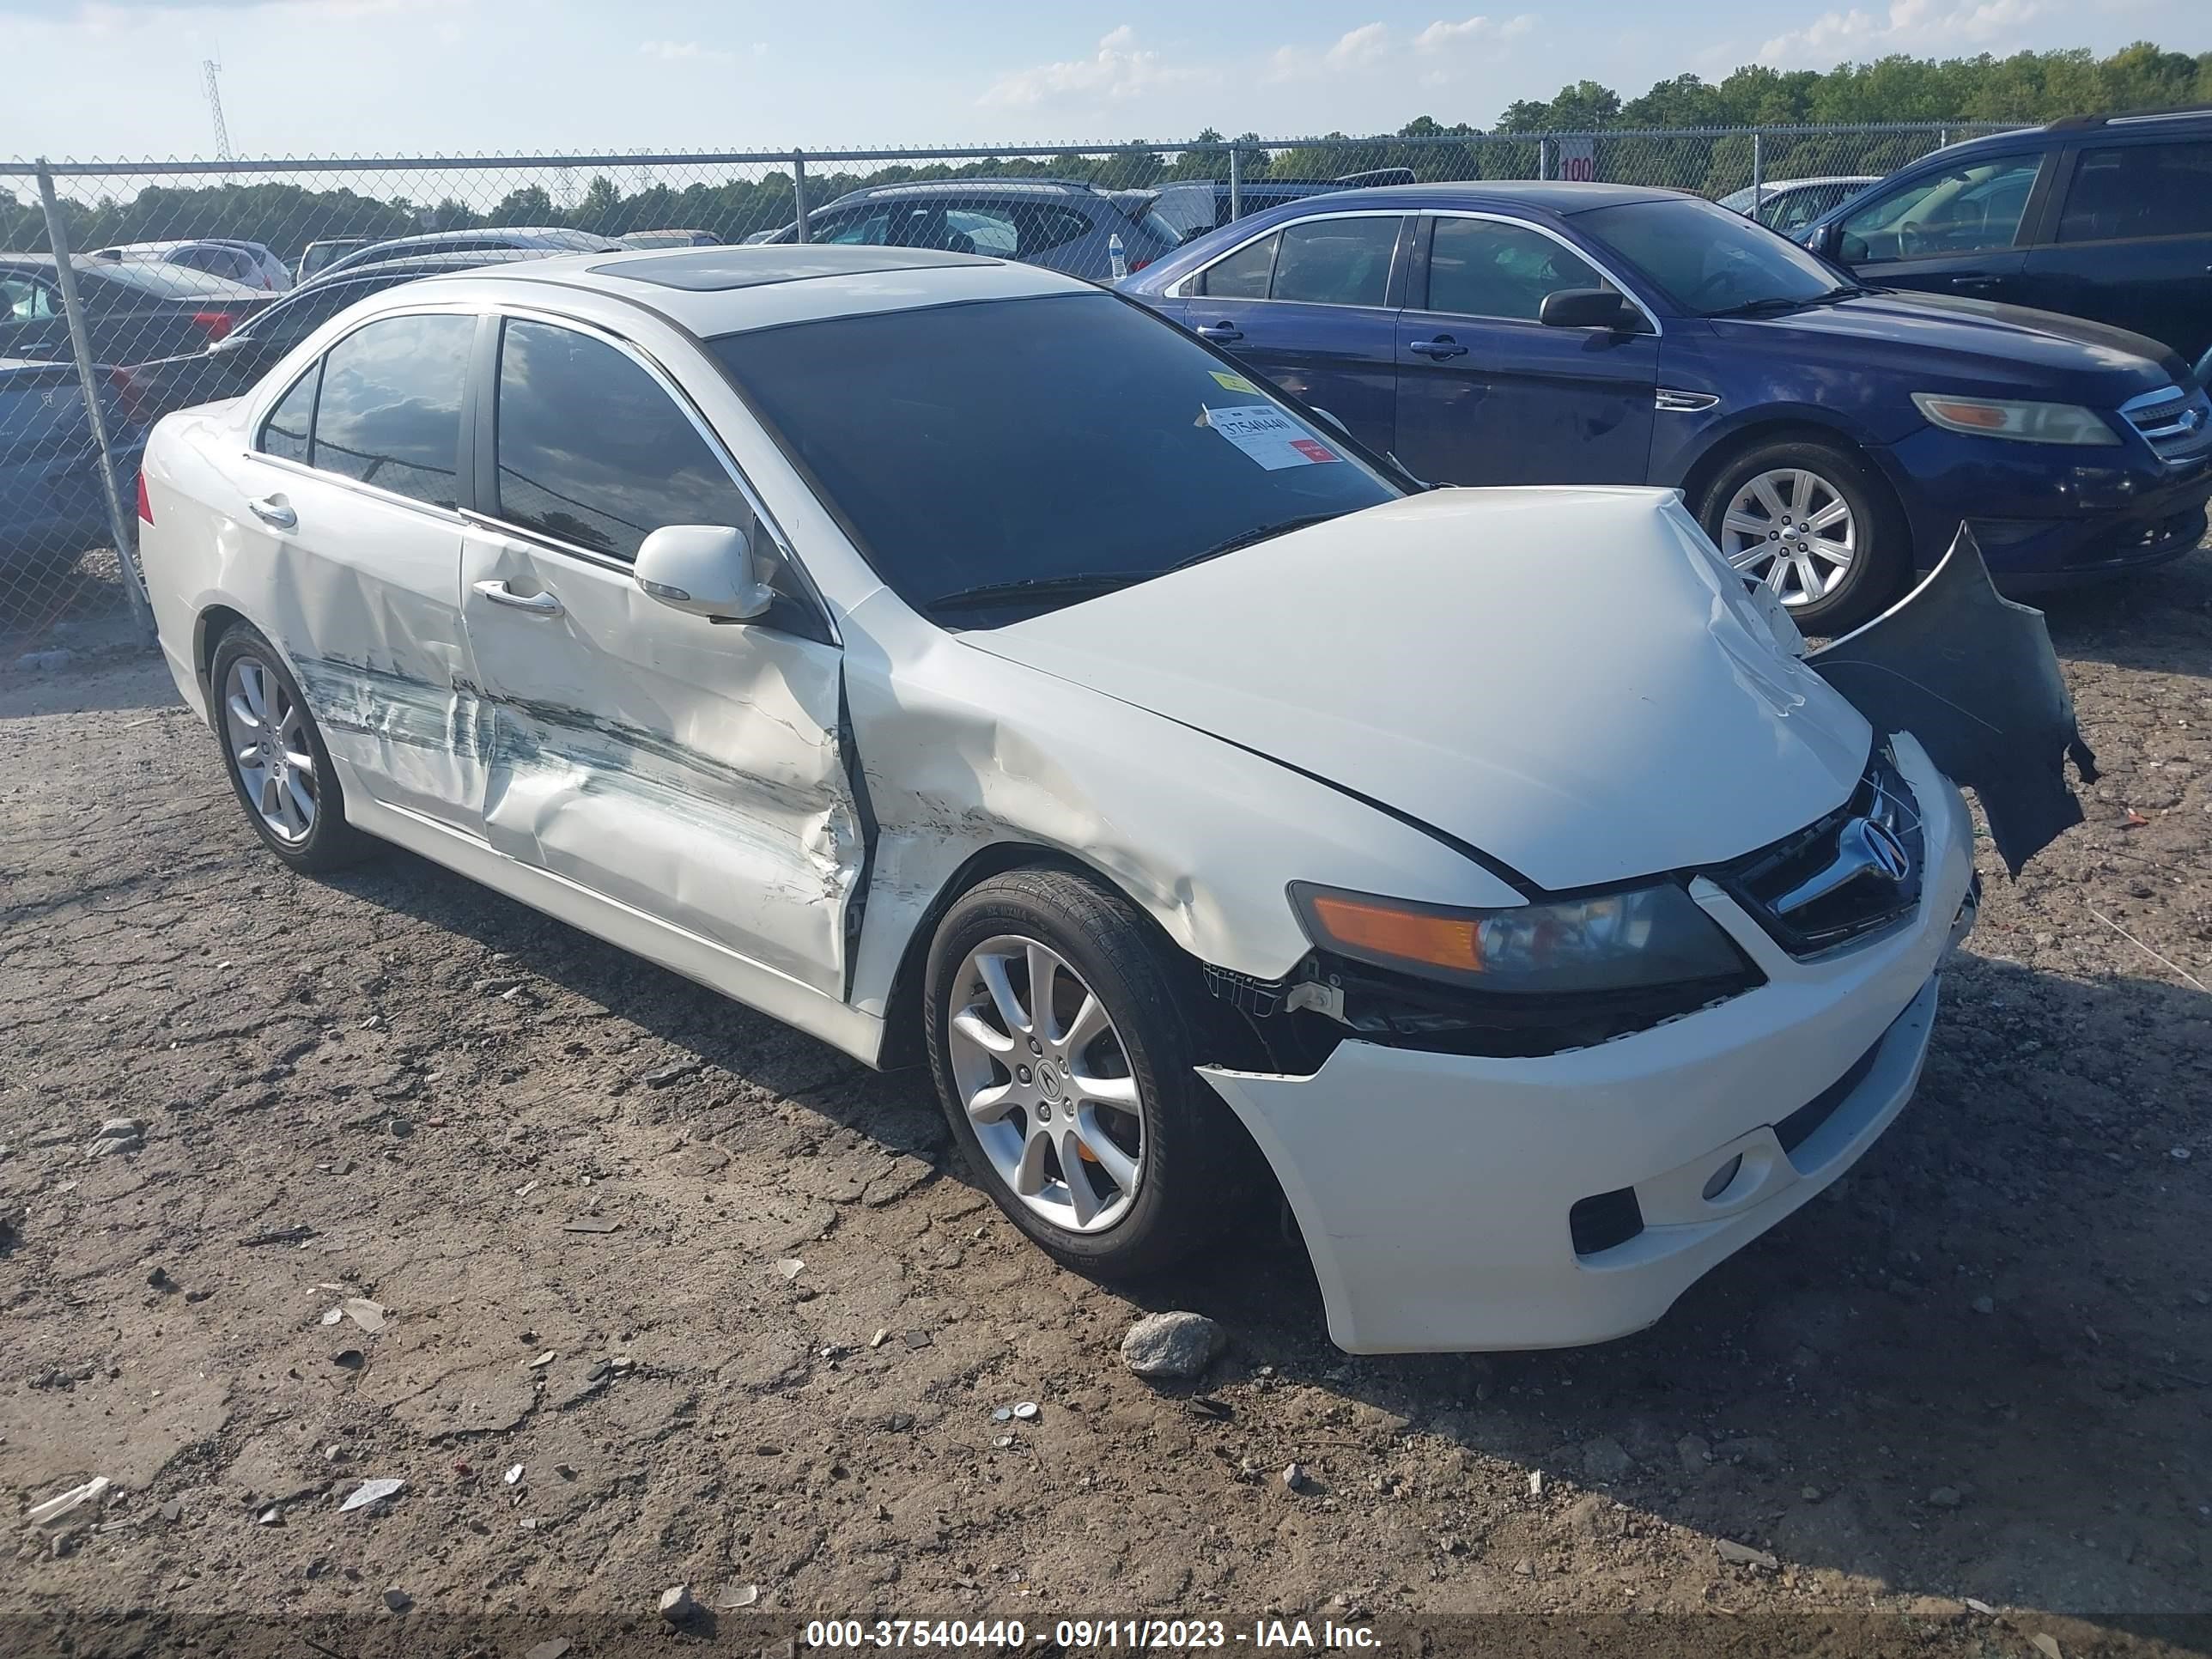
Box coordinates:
[0,122,2014,648]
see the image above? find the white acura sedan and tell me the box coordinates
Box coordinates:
[137,246,2074,1352]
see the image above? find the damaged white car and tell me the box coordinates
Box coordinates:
[137,246,2091,1352]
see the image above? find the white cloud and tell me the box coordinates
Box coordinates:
[1328,22,1391,67]
[1758,0,2051,64]
[1268,21,1396,81]
[1414,13,1537,52]
[638,39,763,64]
[977,24,1196,108]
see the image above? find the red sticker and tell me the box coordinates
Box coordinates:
[1287,438,1340,464]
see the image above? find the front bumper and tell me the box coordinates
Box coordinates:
[1199,732,1977,1353]
[1876,425,2212,588]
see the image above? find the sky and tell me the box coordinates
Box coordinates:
[0,0,2201,161]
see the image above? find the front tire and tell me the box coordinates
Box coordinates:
[923,866,1243,1278]
[1696,437,1905,634]
[209,624,373,872]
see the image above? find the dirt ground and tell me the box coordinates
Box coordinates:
[3,544,2210,1659]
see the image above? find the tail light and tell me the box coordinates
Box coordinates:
[107,365,147,426]
[1128,257,1152,273]
[136,471,154,525]
[191,310,236,343]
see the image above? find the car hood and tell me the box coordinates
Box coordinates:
[968,488,1872,891]
[1718,292,2186,402]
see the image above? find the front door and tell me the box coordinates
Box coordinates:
[1173,214,1407,458]
[458,315,861,997]
[238,310,480,830]
[1394,214,1657,487]
[1829,151,2045,308]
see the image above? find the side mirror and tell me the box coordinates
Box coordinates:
[635,524,772,623]
[1538,288,1643,332]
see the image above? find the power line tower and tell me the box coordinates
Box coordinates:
[202,58,233,161]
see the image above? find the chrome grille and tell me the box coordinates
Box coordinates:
[2122,384,2212,466]
[1711,747,1923,958]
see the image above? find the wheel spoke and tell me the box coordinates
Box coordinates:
[1807,498,1850,532]
[1721,509,1771,539]
[1013,1124,1052,1198]
[950,1006,1015,1060]
[1060,991,1110,1058]
[1764,557,1792,594]
[1071,1108,1140,1194]
[1071,1068,1138,1109]
[258,768,282,817]
[1054,1129,1103,1227]
[975,952,1030,1037]
[227,690,262,733]
[964,1079,1016,1127]
[1725,543,1776,574]
[286,771,316,826]
[1750,474,1790,521]
[1785,470,1814,519]
[241,662,270,725]
[1026,943,1060,1036]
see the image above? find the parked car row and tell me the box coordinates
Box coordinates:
[1121,106,2212,630]
[1,354,142,580]
[137,240,2090,1351]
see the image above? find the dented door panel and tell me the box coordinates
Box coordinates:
[459,527,861,997]
[243,459,480,831]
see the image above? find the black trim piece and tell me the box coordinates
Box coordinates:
[1570,1188,1644,1256]
[1774,1029,1886,1157]
[459,311,497,515]
[833,670,878,1006]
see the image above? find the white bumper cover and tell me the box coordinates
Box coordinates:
[1199,734,1978,1353]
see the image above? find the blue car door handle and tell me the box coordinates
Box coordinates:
[1408,335,1468,360]
[1948,275,2000,291]
[1194,321,1243,342]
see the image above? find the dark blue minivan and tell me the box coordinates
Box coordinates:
[1121,182,2212,630]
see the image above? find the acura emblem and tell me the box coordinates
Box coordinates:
[1854,817,1911,882]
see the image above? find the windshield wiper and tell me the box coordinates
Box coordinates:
[1707,284,1875,319]
[1164,512,1346,573]
[927,514,1349,616]
[925,573,1151,614]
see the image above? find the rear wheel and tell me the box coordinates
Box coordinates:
[1697,437,1905,634]
[210,625,373,872]
[923,867,1243,1277]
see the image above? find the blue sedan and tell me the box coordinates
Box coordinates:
[1121,183,2212,630]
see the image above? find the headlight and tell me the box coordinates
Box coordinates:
[1911,392,2120,447]
[1289,881,1747,994]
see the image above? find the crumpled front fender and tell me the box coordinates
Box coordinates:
[1808,526,2097,877]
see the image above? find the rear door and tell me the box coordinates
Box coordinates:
[1171,213,1408,456]
[1829,150,2048,306]
[1393,212,1657,487]
[1,267,70,362]
[234,309,481,829]
[2023,136,2212,363]
[458,313,860,997]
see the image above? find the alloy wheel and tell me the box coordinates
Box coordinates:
[944,934,1146,1233]
[222,653,319,844]
[1718,466,1856,606]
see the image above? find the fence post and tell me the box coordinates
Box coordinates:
[792,150,810,244]
[1537,137,1549,182]
[1227,144,1242,223]
[1938,127,1949,150]
[33,160,155,643]
[1751,131,1764,214]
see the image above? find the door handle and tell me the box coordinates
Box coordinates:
[1948,276,1999,290]
[472,578,562,617]
[247,495,295,529]
[1194,321,1243,342]
[1408,336,1469,360]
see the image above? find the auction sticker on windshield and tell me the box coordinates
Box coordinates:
[1202,404,1340,470]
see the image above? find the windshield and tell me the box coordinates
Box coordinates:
[1577,198,1848,316]
[709,292,1400,624]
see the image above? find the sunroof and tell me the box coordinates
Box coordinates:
[589,246,1000,291]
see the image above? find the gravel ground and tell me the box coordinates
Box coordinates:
[3,546,2209,1657]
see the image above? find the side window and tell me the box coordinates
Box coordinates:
[3,274,58,320]
[934,207,1021,256]
[1425,218,1607,321]
[1196,231,1278,299]
[2059,142,2212,243]
[1270,217,1400,307]
[312,313,473,508]
[1839,157,2040,260]
[495,319,754,563]
[240,277,380,346]
[258,364,318,463]
[820,210,894,246]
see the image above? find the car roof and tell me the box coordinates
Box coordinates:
[824,178,1108,204]
[412,243,1080,335]
[1215,179,1686,221]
